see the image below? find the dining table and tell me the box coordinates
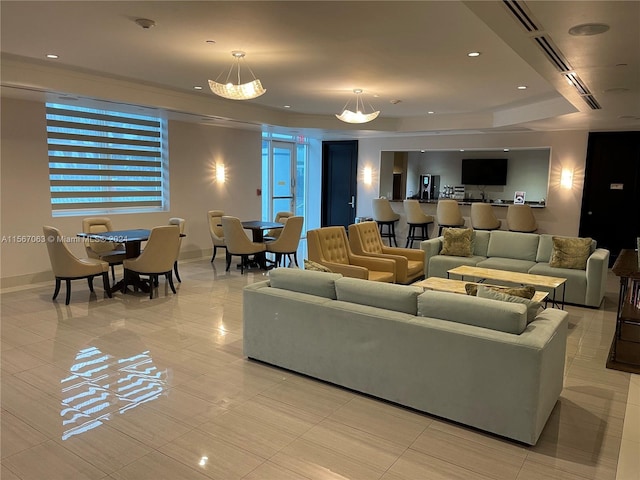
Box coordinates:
[240,220,284,270]
[77,228,185,293]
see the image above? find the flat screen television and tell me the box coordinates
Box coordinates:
[461,158,508,185]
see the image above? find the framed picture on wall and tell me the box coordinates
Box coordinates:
[514,191,526,204]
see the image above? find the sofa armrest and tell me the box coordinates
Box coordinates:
[420,237,443,277]
[585,248,610,307]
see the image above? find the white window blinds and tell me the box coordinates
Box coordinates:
[46,103,167,216]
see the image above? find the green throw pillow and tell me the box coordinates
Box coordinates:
[476,285,541,324]
[440,228,474,257]
[304,259,332,273]
[465,283,535,299]
[549,236,592,270]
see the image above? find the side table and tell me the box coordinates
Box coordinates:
[607,249,640,373]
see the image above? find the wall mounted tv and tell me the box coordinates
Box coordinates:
[461,158,508,185]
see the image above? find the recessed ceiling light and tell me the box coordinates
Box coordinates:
[427,111,435,114]
[420,150,425,153]
[503,148,510,152]
[390,99,401,105]
[205,40,216,44]
[517,85,527,90]
[46,54,59,59]
[460,149,465,152]
[193,86,203,90]
[568,23,609,36]
[467,52,481,57]
[283,105,291,109]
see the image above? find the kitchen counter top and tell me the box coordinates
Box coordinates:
[391,199,546,208]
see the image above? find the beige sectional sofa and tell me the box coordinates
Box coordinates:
[243,268,568,445]
[421,230,610,307]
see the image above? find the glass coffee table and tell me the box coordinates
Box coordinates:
[446,265,566,309]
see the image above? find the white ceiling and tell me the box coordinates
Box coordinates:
[1,1,638,138]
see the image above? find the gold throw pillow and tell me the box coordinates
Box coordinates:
[440,228,474,257]
[465,283,535,299]
[549,236,592,270]
[304,259,333,273]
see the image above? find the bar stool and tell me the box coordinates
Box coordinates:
[403,199,434,247]
[436,199,465,236]
[372,198,400,247]
[507,204,538,232]
[470,203,501,231]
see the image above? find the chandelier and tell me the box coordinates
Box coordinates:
[208,51,266,100]
[336,89,380,123]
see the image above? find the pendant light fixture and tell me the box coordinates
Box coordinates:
[208,51,266,100]
[336,89,380,123]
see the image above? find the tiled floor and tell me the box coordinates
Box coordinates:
[1,257,638,480]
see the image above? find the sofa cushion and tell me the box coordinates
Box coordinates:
[549,236,593,270]
[465,283,536,299]
[536,234,596,263]
[476,257,536,273]
[335,277,422,314]
[269,268,342,299]
[472,230,491,257]
[487,231,539,261]
[417,290,527,334]
[476,285,541,324]
[441,228,474,257]
[304,259,333,272]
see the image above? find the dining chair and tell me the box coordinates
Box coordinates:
[264,211,293,241]
[221,216,267,274]
[265,216,304,267]
[43,226,112,305]
[506,204,538,233]
[82,216,126,281]
[436,199,465,236]
[122,225,181,299]
[403,199,434,247]
[471,203,502,230]
[372,198,401,246]
[207,210,227,261]
[168,217,185,282]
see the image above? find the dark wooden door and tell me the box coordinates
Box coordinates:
[322,140,358,228]
[579,131,640,265]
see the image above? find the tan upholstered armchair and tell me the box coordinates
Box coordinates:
[82,216,126,281]
[348,221,424,284]
[307,226,395,282]
[207,210,227,261]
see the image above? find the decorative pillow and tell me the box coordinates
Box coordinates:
[304,259,332,273]
[476,285,541,323]
[549,236,592,270]
[465,283,536,299]
[440,228,474,257]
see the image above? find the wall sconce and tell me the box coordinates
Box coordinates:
[216,163,226,183]
[363,166,373,185]
[560,168,573,189]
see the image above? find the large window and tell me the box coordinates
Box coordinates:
[46,102,168,217]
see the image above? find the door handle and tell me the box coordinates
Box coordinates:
[348,196,355,208]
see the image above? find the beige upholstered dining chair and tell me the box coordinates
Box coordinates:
[221,216,267,274]
[348,221,424,284]
[264,211,293,241]
[372,198,401,246]
[265,215,304,267]
[122,225,181,299]
[436,199,465,235]
[470,203,501,230]
[43,226,112,305]
[82,216,126,281]
[506,204,538,233]
[403,199,434,247]
[207,210,226,261]
[168,217,185,282]
[307,226,395,282]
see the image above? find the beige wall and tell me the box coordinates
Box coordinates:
[0,97,262,287]
[356,130,589,237]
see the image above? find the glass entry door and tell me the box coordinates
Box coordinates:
[270,141,295,217]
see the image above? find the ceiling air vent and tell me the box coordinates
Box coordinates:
[563,73,602,110]
[582,95,602,110]
[502,0,540,32]
[533,36,572,72]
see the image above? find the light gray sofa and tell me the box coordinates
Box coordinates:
[243,268,568,445]
[420,230,610,307]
